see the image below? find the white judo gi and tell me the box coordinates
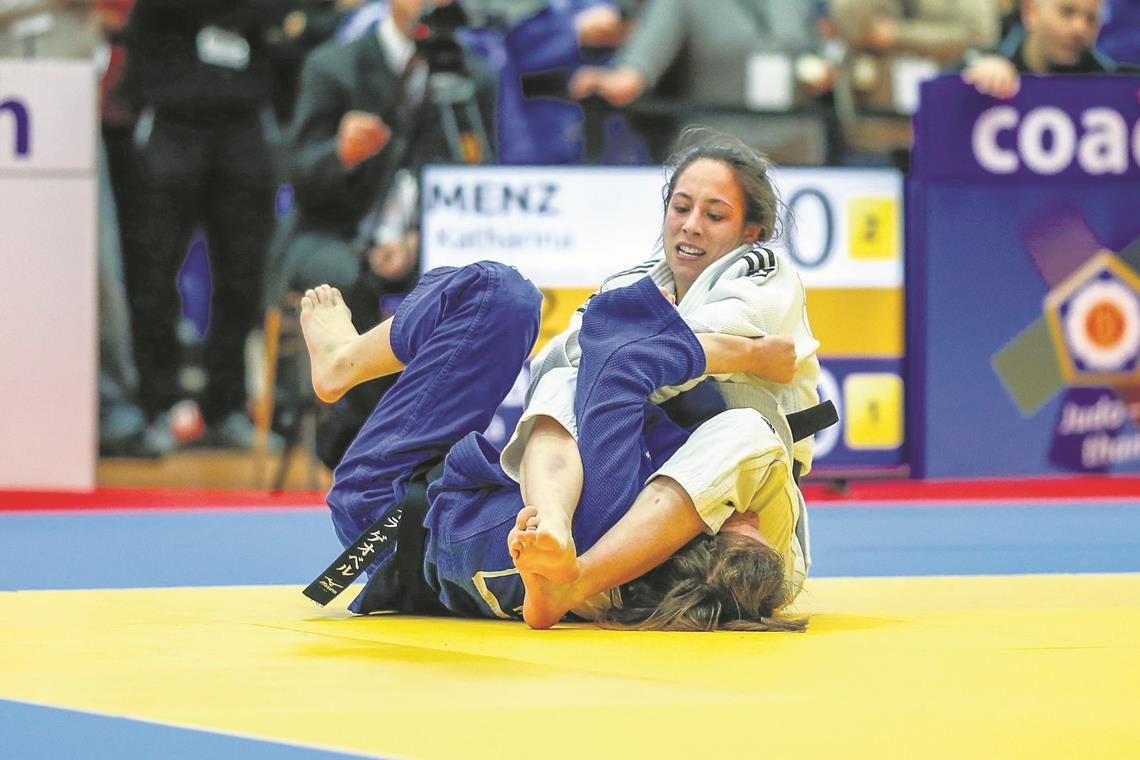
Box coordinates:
[501,243,822,609]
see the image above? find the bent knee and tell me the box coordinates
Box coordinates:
[478,261,542,323]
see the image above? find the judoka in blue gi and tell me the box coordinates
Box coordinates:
[303,130,820,630]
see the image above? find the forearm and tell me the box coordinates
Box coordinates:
[895,17,996,61]
[519,415,583,515]
[697,333,757,375]
[696,332,795,382]
[829,0,889,43]
[612,0,684,88]
[570,476,706,603]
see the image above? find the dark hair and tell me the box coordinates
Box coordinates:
[661,127,783,243]
[596,531,807,632]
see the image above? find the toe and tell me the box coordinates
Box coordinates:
[515,506,538,530]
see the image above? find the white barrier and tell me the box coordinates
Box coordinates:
[0,60,97,489]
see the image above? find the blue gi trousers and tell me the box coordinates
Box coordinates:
[327,266,704,618]
[326,262,541,547]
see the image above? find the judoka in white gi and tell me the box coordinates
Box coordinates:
[302,129,820,630]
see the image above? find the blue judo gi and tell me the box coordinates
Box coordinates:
[326,262,705,618]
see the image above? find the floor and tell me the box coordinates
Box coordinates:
[2,484,1139,759]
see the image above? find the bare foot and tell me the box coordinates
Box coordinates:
[508,506,578,583]
[299,285,360,403]
[508,505,582,629]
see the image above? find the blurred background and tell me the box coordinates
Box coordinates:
[1,0,1138,493]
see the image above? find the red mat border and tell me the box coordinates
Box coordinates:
[1,476,1139,512]
[0,488,327,512]
[800,476,1140,503]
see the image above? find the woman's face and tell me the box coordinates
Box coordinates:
[720,510,768,546]
[663,159,761,300]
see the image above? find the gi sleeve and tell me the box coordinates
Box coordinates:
[684,261,821,363]
[648,408,794,532]
[649,407,808,600]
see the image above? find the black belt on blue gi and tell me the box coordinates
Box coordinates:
[303,460,446,610]
[303,401,837,608]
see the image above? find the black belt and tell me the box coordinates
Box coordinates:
[304,401,838,606]
[303,460,444,609]
[787,400,838,444]
[788,400,838,484]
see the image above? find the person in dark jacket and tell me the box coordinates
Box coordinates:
[122,0,285,448]
[962,0,1125,98]
[267,0,495,468]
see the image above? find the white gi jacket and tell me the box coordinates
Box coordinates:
[501,244,821,605]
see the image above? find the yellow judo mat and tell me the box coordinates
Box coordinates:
[3,574,1139,759]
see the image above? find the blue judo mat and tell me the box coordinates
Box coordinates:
[2,501,1139,591]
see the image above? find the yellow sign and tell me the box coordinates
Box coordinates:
[843,372,904,449]
[847,197,899,261]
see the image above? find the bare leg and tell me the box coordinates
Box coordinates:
[519,475,706,629]
[508,416,582,583]
[299,284,406,403]
[516,278,705,628]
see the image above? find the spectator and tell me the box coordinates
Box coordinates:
[267,0,494,466]
[266,0,370,127]
[97,137,167,458]
[962,0,1123,99]
[1,0,166,457]
[569,0,835,165]
[122,0,285,448]
[1,0,99,57]
[96,0,172,457]
[496,1,639,164]
[831,0,1000,163]
[833,0,1000,63]
[998,0,1023,38]
[269,0,493,306]
[1097,0,1139,66]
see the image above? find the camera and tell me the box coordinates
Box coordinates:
[413,3,470,75]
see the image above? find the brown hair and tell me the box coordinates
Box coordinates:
[596,531,807,632]
[661,127,783,243]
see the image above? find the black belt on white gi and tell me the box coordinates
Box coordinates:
[787,400,838,484]
[787,400,838,444]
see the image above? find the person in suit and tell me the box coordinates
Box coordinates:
[568,0,834,165]
[267,0,494,467]
[269,0,494,312]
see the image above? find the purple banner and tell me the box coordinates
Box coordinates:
[912,75,1140,182]
[907,75,1140,478]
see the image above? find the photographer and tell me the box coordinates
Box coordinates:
[269,0,495,466]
